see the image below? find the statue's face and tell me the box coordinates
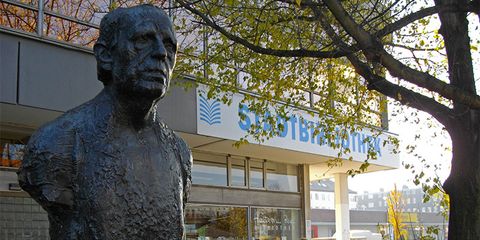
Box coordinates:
[110,12,177,100]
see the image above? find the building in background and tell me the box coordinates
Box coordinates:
[356,186,445,214]
[0,2,400,240]
[310,208,447,239]
[309,183,448,239]
[310,179,357,210]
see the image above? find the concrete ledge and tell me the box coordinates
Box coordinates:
[190,185,301,208]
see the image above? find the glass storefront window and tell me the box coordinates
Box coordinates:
[231,158,246,187]
[192,158,227,186]
[185,205,248,240]
[249,160,264,188]
[251,208,300,240]
[266,162,298,192]
[190,152,299,193]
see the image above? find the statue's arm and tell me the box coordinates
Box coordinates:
[18,128,76,211]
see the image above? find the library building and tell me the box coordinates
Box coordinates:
[0,19,399,240]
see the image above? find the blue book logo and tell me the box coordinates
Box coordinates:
[199,95,221,125]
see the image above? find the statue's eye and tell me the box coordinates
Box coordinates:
[163,41,176,54]
[134,35,151,49]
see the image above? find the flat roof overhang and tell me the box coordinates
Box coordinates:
[178,132,398,180]
[1,88,400,181]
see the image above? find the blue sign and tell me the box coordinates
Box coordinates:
[199,95,221,125]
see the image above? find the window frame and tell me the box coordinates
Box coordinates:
[192,151,300,193]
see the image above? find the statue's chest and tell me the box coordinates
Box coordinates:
[79,128,183,209]
[73,127,185,238]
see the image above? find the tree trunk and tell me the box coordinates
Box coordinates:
[444,109,480,239]
[435,0,480,237]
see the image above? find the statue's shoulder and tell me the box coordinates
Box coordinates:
[29,93,112,149]
[17,101,97,209]
[165,126,192,201]
[174,133,192,166]
[153,119,192,169]
[28,101,96,149]
[166,124,192,162]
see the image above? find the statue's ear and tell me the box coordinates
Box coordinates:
[94,41,112,71]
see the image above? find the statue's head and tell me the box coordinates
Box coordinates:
[94,5,177,100]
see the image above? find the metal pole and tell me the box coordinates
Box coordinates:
[203,25,208,80]
[247,206,252,240]
[168,0,172,17]
[36,0,44,36]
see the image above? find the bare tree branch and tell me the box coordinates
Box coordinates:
[346,54,455,129]
[177,0,351,58]
[323,0,480,109]
[376,2,476,38]
[308,2,455,127]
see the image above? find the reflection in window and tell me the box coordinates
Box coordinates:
[1,141,25,168]
[231,158,246,187]
[191,153,300,192]
[251,208,300,240]
[266,162,298,192]
[249,160,264,188]
[192,159,227,186]
[185,205,248,240]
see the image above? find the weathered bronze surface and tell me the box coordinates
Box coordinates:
[17,5,192,239]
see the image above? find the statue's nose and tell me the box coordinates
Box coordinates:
[151,40,167,59]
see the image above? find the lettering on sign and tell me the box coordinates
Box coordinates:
[238,104,382,156]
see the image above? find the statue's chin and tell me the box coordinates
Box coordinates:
[117,81,167,101]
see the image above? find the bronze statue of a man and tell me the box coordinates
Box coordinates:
[17,5,192,240]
